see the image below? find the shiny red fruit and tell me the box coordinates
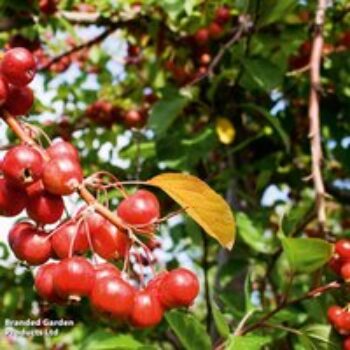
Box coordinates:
[11,225,52,265]
[94,263,121,282]
[35,263,64,303]
[47,140,79,161]
[25,180,45,197]
[1,48,36,87]
[51,222,89,259]
[4,85,34,116]
[130,290,164,328]
[2,145,44,187]
[91,219,129,260]
[328,305,345,327]
[194,28,209,45]
[344,337,350,350]
[117,190,160,227]
[27,190,64,224]
[54,257,95,299]
[158,268,199,308]
[8,222,32,250]
[0,75,9,105]
[42,157,83,195]
[214,6,231,24]
[328,255,343,275]
[90,276,135,319]
[341,262,350,281]
[0,178,27,216]
[147,272,169,295]
[336,240,350,259]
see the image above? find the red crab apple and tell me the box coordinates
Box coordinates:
[130,290,164,328]
[10,224,52,265]
[51,222,89,259]
[90,276,135,319]
[54,257,95,299]
[0,75,9,105]
[4,85,34,116]
[94,263,121,282]
[1,48,36,87]
[214,6,231,24]
[117,189,160,227]
[158,268,199,308]
[0,178,27,216]
[47,140,79,161]
[335,240,350,259]
[26,190,64,224]
[2,145,44,187]
[35,263,64,303]
[91,219,130,260]
[42,157,83,195]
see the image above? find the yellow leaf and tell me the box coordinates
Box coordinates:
[215,117,236,145]
[147,173,235,249]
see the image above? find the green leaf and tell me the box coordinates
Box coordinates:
[302,324,339,350]
[258,0,298,27]
[225,335,271,350]
[281,238,333,274]
[241,58,284,91]
[282,199,314,236]
[241,104,290,152]
[80,331,147,350]
[165,310,212,350]
[236,212,279,254]
[148,89,188,136]
[212,302,230,338]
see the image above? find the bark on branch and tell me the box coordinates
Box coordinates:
[308,0,327,231]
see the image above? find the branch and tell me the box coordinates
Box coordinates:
[308,0,327,231]
[188,19,249,86]
[241,281,341,335]
[38,26,118,71]
[2,112,126,231]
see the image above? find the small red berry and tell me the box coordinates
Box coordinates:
[47,139,79,161]
[42,157,83,195]
[0,178,27,216]
[51,222,89,259]
[130,290,164,328]
[35,263,64,303]
[1,48,36,87]
[0,75,9,105]
[90,276,135,319]
[2,145,44,187]
[27,190,64,224]
[336,240,350,259]
[117,189,160,227]
[4,84,34,116]
[54,257,95,299]
[158,268,199,308]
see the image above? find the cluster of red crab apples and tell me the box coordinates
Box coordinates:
[0,47,199,328]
